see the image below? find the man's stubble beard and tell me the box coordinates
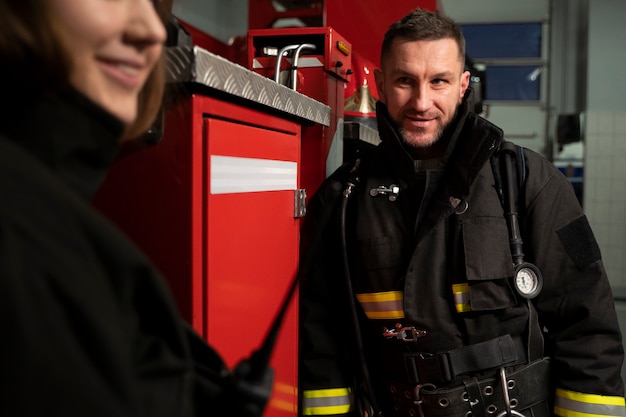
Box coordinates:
[398,124,445,151]
[395,106,459,158]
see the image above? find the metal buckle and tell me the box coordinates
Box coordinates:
[369,184,400,201]
[382,323,427,342]
[495,367,524,417]
[414,383,437,417]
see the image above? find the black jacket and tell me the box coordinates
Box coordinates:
[299,95,624,416]
[0,88,230,417]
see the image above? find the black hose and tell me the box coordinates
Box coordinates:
[502,150,525,266]
[339,173,383,417]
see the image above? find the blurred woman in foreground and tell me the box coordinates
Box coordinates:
[0,1,266,415]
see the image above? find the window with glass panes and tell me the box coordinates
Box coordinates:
[461,23,544,102]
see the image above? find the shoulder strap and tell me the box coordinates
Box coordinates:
[491,141,545,361]
[493,141,527,265]
[491,140,526,219]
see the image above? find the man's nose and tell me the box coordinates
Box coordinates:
[410,85,433,111]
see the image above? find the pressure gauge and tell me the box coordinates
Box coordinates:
[513,263,543,299]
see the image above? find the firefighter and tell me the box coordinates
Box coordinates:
[0,1,271,416]
[299,8,625,417]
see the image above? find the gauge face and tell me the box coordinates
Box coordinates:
[514,264,543,298]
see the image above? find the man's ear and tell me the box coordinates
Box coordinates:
[374,68,385,104]
[459,70,471,102]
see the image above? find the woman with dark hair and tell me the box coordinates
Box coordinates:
[0,1,260,416]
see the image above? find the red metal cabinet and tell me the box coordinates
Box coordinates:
[95,84,325,415]
[202,98,301,414]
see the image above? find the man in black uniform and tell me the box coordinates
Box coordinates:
[299,8,625,417]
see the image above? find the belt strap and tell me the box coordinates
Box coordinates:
[417,357,551,417]
[403,335,526,384]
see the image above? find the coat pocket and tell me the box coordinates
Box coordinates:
[350,236,402,293]
[462,216,516,311]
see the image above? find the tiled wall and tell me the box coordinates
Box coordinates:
[586,0,626,384]
[584,110,626,298]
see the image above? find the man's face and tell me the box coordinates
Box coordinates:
[375,38,470,150]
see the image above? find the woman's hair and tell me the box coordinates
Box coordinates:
[380,8,466,66]
[0,1,69,95]
[0,0,168,140]
[125,50,165,141]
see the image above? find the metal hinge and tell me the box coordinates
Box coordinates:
[294,189,307,218]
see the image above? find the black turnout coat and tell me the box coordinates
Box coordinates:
[0,88,231,417]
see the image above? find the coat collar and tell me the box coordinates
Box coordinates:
[0,87,124,200]
[374,88,503,199]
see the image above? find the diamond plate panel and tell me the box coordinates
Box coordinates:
[166,46,330,127]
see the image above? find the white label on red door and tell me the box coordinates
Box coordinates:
[210,155,297,194]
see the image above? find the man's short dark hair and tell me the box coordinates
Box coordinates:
[380,8,466,66]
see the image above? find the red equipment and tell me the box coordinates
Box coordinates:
[247,26,352,198]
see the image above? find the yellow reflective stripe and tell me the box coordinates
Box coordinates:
[356,291,402,302]
[452,283,471,312]
[303,405,351,416]
[303,388,351,399]
[302,405,352,415]
[556,388,626,406]
[356,291,404,319]
[554,387,626,417]
[302,388,353,416]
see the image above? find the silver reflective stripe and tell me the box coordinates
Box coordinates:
[555,388,626,417]
[356,291,404,319]
[360,299,401,314]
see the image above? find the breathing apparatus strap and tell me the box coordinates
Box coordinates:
[492,141,544,362]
